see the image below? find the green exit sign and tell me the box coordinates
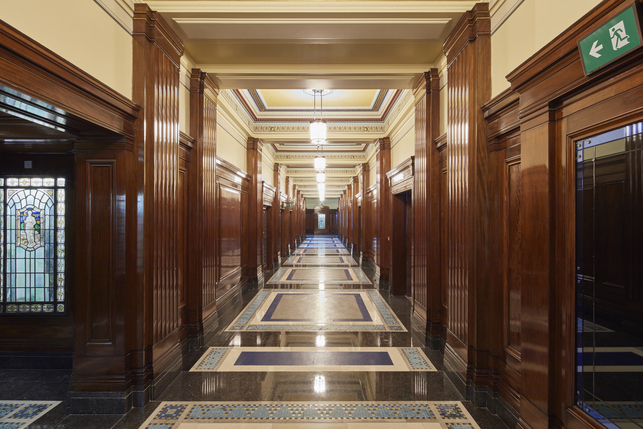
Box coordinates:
[579,3,643,75]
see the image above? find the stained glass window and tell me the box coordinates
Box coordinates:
[1,177,66,314]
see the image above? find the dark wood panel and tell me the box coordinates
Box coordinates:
[132,3,184,396]
[0,19,139,139]
[443,1,491,385]
[218,184,242,281]
[507,161,522,354]
[87,161,115,344]
[188,70,220,333]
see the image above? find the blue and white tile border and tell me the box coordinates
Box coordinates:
[139,401,480,428]
[190,347,435,372]
[226,290,407,332]
[0,401,60,428]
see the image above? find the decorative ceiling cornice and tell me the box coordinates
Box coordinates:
[234,89,402,124]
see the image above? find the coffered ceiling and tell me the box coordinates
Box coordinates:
[142,0,479,201]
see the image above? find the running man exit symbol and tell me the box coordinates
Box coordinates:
[610,21,630,50]
[579,4,643,75]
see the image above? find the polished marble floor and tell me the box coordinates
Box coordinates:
[0,235,508,429]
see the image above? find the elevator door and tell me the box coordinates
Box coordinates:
[576,124,643,428]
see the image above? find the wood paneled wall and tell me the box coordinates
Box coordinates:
[131,4,185,398]
[0,16,138,378]
[359,163,370,261]
[443,3,491,388]
[273,164,284,264]
[247,138,264,282]
[188,70,219,337]
[215,157,250,303]
[262,181,276,270]
[280,191,290,257]
[373,138,391,282]
[412,70,442,341]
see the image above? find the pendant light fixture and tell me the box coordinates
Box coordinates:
[310,89,327,145]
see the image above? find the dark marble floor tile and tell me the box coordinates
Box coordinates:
[0,235,511,429]
[34,413,123,429]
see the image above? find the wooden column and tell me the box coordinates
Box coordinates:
[360,163,370,263]
[75,3,185,412]
[374,137,391,283]
[247,138,264,283]
[443,2,491,401]
[135,2,184,402]
[351,176,359,255]
[274,164,284,264]
[188,70,219,339]
[412,70,442,343]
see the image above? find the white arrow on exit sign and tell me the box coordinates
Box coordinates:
[590,40,604,58]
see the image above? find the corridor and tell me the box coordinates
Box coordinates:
[0,236,506,428]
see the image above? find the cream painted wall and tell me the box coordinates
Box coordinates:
[262,147,275,187]
[217,113,248,172]
[3,0,133,98]
[280,174,287,195]
[369,156,377,188]
[437,55,448,137]
[179,55,195,136]
[491,0,602,97]
[391,115,415,170]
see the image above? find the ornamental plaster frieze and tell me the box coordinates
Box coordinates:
[287,168,358,175]
[274,154,366,161]
[254,125,386,133]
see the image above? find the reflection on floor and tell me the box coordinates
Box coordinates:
[0,234,508,429]
[190,347,436,372]
[283,255,358,267]
[226,290,406,332]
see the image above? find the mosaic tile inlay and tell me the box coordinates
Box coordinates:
[266,267,371,285]
[139,401,480,428]
[191,347,436,372]
[226,290,407,332]
[0,401,60,428]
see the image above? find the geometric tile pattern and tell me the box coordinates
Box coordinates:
[190,347,436,372]
[367,289,406,331]
[191,347,229,371]
[226,290,407,332]
[401,348,436,371]
[0,401,60,428]
[266,267,371,285]
[228,290,271,331]
[139,401,480,428]
[283,254,358,266]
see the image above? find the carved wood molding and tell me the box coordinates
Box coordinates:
[435,133,447,150]
[483,89,520,153]
[0,19,139,139]
[179,131,194,151]
[387,156,414,195]
[216,156,250,184]
[444,2,491,64]
[262,181,276,207]
[133,4,184,66]
[413,69,440,102]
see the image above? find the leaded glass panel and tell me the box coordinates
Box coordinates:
[2,177,66,314]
